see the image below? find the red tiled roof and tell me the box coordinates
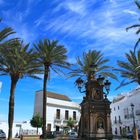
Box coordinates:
[37,90,71,101]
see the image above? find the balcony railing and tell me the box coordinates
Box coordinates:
[54,118,61,123]
[114,120,122,124]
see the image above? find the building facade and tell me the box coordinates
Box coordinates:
[34,90,81,132]
[110,86,140,136]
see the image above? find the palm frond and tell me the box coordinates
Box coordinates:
[117,50,140,87]
[0,40,42,80]
[126,0,140,51]
[135,0,140,9]
[134,38,140,53]
[99,71,118,81]
[70,50,116,81]
[0,27,15,42]
[115,80,135,90]
[34,38,71,80]
[126,24,140,32]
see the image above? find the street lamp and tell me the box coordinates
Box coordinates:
[131,103,136,129]
[130,103,138,140]
[75,75,111,98]
[104,80,111,98]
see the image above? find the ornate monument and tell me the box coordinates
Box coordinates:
[76,75,112,139]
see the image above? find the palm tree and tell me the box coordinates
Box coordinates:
[0,40,41,140]
[117,50,140,89]
[34,39,71,138]
[70,50,117,80]
[126,0,140,52]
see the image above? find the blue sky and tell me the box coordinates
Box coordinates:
[0,0,139,122]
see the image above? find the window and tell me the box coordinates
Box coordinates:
[119,116,121,123]
[73,111,76,120]
[118,106,120,110]
[115,128,117,134]
[115,116,117,123]
[65,110,69,120]
[128,126,130,132]
[56,109,60,119]
[120,126,122,135]
[124,108,129,119]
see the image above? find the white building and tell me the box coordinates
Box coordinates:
[0,121,38,138]
[34,90,81,132]
[110,86,140,136]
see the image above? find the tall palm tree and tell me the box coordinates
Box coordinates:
[117,50,140,89]
[34,39,71,138]
[126,0,140,52]
[70,50,117,80]
[0,40,41,140]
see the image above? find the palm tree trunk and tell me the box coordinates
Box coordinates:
[8,77,18,140]
[42,65,49,138]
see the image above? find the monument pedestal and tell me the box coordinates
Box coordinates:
[79,95,112,139]
[76,75,112,139]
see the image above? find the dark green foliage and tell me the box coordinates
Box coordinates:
[0,40,41,140]
[70,50,117,80]
[0,40,41,79]
[0,18,17,47]
[34,39,71,74]
[30,114,43,134]
[117,50,140,89]
[67,117,76,129]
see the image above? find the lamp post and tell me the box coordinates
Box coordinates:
[130,103,138,140]
[131,103,136,129]
[75,73,111,138]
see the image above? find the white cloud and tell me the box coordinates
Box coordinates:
[109,0,117,5]
[123,9,139,16]
[1,10,37,43]
[44,0,138,56]
[2,0,139,57]
[64,1,87,15]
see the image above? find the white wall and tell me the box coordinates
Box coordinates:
[111,87,140,136]
[0,121,41,138]
[34,91,81,131]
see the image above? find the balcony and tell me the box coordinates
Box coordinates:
[54,117,61,122]
[54,118,61,127]
[136,110,140,115]
[113,120,122,124]
[124,114,133,119]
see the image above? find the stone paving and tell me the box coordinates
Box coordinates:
[9,137,136,140]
